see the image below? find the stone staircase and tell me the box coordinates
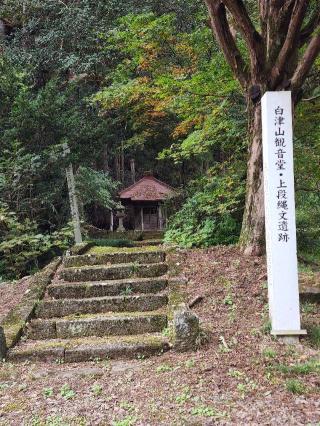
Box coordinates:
[8,246,172,363]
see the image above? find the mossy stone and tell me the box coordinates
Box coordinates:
[1,258,61,350]
[64,250,165,268]
[174,307,199,352]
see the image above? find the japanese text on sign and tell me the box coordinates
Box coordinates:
[274,106,289,243]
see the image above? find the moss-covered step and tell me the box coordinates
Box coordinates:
[133,239,163,247]
[64,250,165,268]
[36,294,168,318]
[27,310,168,339]
[7,333,170,363]
[60,262,168,282]
[0,258,61,352]
[48,277,168,299]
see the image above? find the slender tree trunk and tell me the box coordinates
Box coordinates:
[239,101,265,256]
[121,141,125,184]
[102,144,109,173]
[115,154,121,182]
[130,158,136,183]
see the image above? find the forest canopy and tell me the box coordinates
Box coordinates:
[0,0,319,278]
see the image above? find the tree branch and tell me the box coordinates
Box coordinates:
[302,93,320,102]
[222,0,264,81]
[205,0,249,88]
[299,5,320,46]
[270,1,308,87]
[291,30,320,94]
[259,0,269,38]
[281,0,296,15]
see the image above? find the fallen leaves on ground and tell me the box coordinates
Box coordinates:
[0,246,319,425]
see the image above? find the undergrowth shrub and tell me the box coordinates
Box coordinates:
[164,169,245,248]
[0,203,73,279]
[296,192,320,261]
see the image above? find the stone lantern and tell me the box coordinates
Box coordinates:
[116,208,126,232]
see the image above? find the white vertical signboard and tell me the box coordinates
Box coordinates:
[262,91,305,338]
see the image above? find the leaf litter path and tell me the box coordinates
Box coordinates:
[0,246,319,425]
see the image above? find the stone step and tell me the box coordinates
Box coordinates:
[36,294,168,318]
[141,231,164,240]
[64,250,165,268]
[7,334,170,363]
[60,262,168,283]
[133,239,163,247]
[48,277,168,299]
[27,310,168,339]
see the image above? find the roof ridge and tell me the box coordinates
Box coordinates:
[119,175,175,199]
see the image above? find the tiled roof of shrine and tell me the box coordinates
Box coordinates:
[119,175,175,201]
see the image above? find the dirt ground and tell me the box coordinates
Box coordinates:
[0,246,319,426]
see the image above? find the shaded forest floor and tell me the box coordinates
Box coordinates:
[0,246,319,425]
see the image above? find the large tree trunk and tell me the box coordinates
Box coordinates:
[204,0,320,256]
[239,102,265,256]
[240,97,297,256]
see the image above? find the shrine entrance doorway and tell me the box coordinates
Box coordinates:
[142,206,159,230]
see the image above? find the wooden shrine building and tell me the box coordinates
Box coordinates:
[119,174,175,231]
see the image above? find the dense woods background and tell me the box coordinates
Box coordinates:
[0,0,319,278]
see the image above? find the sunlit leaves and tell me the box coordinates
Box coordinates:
[75,166,120,212]
[164,166,246,248]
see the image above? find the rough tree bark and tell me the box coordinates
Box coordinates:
[204,0,320,255]
[241,101,265,255]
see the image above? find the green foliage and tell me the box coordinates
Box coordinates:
[59,384,76,400]
[0,0,319,269]
[224,294,234,306]
[175,386,191,404]
[90,384,103,397]
[0,59,108,229]
[165,168,245,247]
[295,93,320,257]
[94,11,244,172]
[120,286,133,296]
[156,364,174,373]
[285,379,307,395]
[261,320,272,335]
[112,416,137,426]
[185,358,195,368]
[0,203,73,278]
[76,166,120,212]
[262,348,277,359]
[191,405,227,419]
[228,369,245,378]
[43,387,54,398]
[236,379,257,397]
[274,359,320,375]
[309,326,320,349]
[301,302,316,314]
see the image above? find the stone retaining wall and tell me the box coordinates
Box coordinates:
[0,258,61,358]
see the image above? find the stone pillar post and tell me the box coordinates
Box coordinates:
[174,306,200,352]
[63,143,82,244]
